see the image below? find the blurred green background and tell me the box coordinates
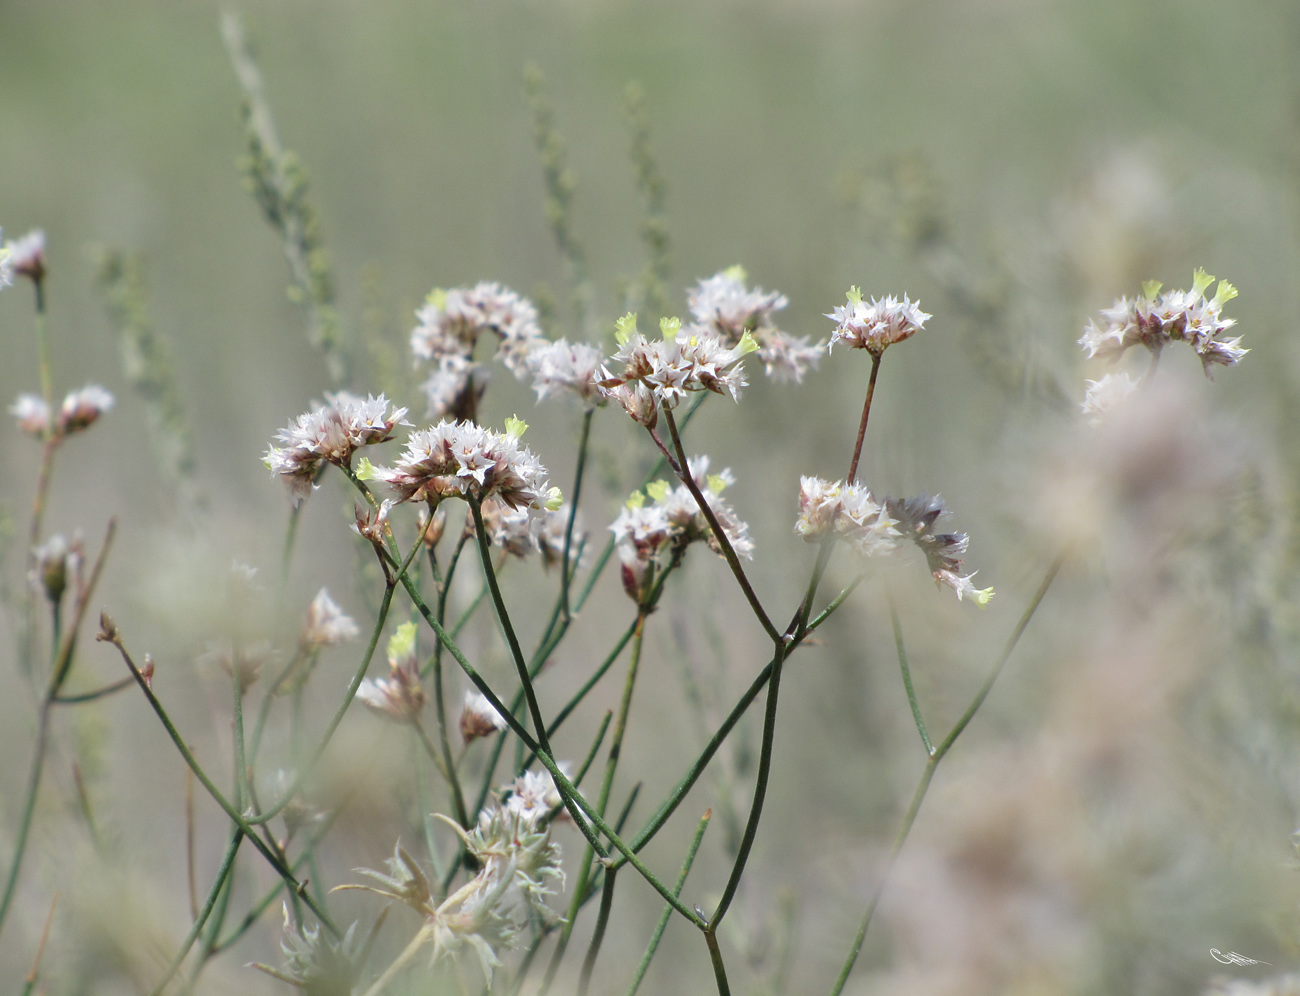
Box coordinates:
[3,1,1300,994]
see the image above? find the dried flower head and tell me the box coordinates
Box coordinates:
[32,533,81,605]
[299,588,359,652]
[688,266,824,383]
[1080,371,1139,424]
[265,393,408,506]
[1079,268,1244,375]
[612,457,752,600]
[826,287,930,355]
[411,283,545,419]
[369,417,561,514]
[357,622,426,722]
[10,394,51,438]
[795,477,900,557]
[527,339,606,408]
[250,903,364,996]
[460,690,508,744]
[885,494,993,604]
[598,313,759,416]
[199,640,277,694]
[4,229,45,284]
[57,385,114,435]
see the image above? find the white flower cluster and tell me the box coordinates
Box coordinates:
[264,393,408,505]
[826,287,930,355]
[460,690,508,743]
[410,283,545,418]
[688,266,824,383]
[796,479,992,604]
[370,418,560,516]
[10,385,115,441]
[356,622,426,722]
[611,456,753,600]
[1080,371,1139,424]
[527,338,606,408]
[299,588,360,652]
[4,229,45,284]
[598,314,758,427]
[1079,268,1244,375]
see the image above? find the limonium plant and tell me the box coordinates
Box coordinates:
[0,18,1257,996]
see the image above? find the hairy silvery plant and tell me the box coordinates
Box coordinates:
[0,18,1257,996]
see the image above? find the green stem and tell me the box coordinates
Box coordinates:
[561,408,594,625]
[51,675,135,704]
[0,702,53,942]
[828,552,1065,996]
[705,928,732,996]
[97,620,340,937]
[148,829,243,996]
[659,408,779,642]
[624,809,711,996]
[890,599,932,755]
[577,866,618,996]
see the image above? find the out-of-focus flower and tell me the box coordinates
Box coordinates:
[1079,268,1244,376]
[299,588,359,652]
[4,229,45,284]
[251,903,363,996]
[460,690,508,744]
[199,640,277,694]
[688,266,824,383]
[370,418,560,514]
[10,394,50,437]
[357,622,426,722]
[471,496,541,558]
[411,283,545,419]
[826,287,930,355]
[795,479,991,604]
[1080,371,1140,424]
[795,477,900,557]
[599,313,758,416]
[527,339,606,408]
[537,504,583,573]
[264,393,408,506]
[885,493,993,604]
[32,533,81,606]
[611,457,752,601]
[339,801,565,988]
[0,227,11,289]
[57,385,114,435]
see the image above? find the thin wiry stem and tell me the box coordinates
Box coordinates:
[578,866,618,996]
[624,809,711,996]
[97,618,339,937]
[828,552,1065,996]
[845,352,883,484]
[890,598,932,755]
[659,407,779,642]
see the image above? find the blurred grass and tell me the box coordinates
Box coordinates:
[2,1,1300,994]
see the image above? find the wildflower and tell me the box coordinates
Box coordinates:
[357,622,426,722]
[794,479,991,603]
[460,690,508,743]
[598,313,759,415]
[339,807,565,988]
[4,229,45,285]
[411,283,545,418]
[0,227,10,288]
[371,418,560,514]
[299,588,359,652]
[885,494,994,604]
[504,765,572,823]
[10,394,50,437]
[57,385,114,435]
[688,266,824,383]
[527,339,606,408]
[264,393,408,506]
[795,477,900,557]
[32,533,81,605]
[537,504,583,572]
[1079,268,1244,376]
[198,640,277,694]
[250,902,364,996]
[1080,371,1139,424]
[826,287,930,355]
[611,457,752,600]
